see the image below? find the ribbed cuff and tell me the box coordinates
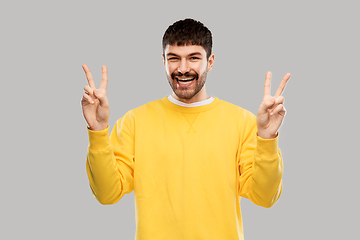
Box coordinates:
[255,133,279,159]
[87,125,111,151]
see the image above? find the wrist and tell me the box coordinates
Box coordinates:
[257,131,277,139]
[89,123,108,132]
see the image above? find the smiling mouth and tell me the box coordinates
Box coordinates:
[175,77,196,84]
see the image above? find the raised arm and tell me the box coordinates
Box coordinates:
[239,72,291,207]
[81,65,134,205]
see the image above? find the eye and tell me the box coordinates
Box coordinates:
[190,57,200,60]
[168,57,179,61]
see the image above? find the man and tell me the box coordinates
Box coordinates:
[81,18,291,240]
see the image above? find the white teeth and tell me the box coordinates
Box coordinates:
[176,77,194,81]
[178,80,194,84]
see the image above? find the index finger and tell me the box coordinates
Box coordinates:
[100,65,108,91]
[264,71,272,97]
[274,73,291,97]
[82,64,96,89]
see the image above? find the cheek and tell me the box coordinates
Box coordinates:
[165,63,175,76]
[198,63,208,74]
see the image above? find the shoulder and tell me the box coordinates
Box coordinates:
[216,98,256,119]
[120,98,166,119]
[114,98,165,129]
[215,99,258,135]
[130,98,165,114]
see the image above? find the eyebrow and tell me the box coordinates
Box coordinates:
[166,52,203,57]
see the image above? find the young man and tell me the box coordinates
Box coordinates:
[81,18,291,240]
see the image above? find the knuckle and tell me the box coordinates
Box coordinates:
[95,91,103,97]
[84,86,93,91]
[264,98,275,106]
[81,96,87,105]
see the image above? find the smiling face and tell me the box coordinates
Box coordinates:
[163,44,214,103]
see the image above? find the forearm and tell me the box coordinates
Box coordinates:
[86,126,123,205]
[250,136,283,207]
[239,135,283,208]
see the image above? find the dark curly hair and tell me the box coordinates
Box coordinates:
[162,18,213,58]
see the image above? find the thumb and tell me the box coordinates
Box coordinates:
[93,89,109,107]
[93,89,98,99]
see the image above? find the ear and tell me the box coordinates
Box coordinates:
[207,54,215,72]
[162,54,165,65]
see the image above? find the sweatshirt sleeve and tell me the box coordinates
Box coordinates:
[237,113,283,208]
[86,112,135,205]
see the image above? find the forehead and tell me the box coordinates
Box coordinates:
[164,44,206,56]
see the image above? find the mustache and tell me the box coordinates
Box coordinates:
[171,71,198,79]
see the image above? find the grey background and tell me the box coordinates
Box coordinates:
[1,0,359,239]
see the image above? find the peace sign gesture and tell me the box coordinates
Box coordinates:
[81,64,109,131]
[257,72,291,139]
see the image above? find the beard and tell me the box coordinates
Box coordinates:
[166,68,208,100]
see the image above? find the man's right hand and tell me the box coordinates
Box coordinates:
[81,64,109,131]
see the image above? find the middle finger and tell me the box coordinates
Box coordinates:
[274,73,291,97]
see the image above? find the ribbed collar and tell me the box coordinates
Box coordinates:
[168,95,215,107]
[161,96,220,113]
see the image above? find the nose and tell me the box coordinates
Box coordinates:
[178,59,190,74]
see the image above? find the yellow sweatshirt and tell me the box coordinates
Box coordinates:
[86,97,283,240]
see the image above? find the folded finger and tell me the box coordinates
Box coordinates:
[270,104,286,116]
[82,93,94,104]
[84,85,95,98]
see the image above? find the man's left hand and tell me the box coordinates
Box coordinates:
[257,72,291,139]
